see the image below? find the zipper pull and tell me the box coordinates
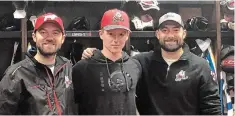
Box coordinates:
[165,66,170,79]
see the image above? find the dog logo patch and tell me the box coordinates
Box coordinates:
[112,12,124,23]
[44,14,58,21]
[175,70,188,82]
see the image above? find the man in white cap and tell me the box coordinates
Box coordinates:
[81,12,221,115]
[135,12,221,115]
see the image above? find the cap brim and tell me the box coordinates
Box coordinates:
[34,20,64,32]
[103,25,131,32]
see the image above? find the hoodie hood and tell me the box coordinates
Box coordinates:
[91,50,130,63]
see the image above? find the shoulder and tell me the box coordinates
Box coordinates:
[190,53,209,65]
[73,59,89,70]
[8,59,29,73]
[133,51,154,68]
[2,59,29,80]
[129,57,142,70]
[59,56,70,62]
[133,51,154,61]
[188,53,211,71]
[58,56,72,65]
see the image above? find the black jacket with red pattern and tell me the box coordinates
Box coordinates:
[0,53,77,115]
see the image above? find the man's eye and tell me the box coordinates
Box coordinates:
[40,31,46,34]
[162,29,167,32]
[53,32,59,35]
[174,29,179,32]
[120,33,124,36]
[109,33,113,35]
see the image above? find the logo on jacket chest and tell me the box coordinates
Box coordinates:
[65,75,72,88]
[175,70,188,82]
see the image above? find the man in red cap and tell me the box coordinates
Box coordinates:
[72,9,141,115]
[0,13,77,115]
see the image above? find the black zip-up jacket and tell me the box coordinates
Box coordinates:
[134,44,221,115]
[0,53,77,115]
[72,50,142,115]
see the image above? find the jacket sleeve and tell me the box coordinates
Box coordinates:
[72,61,85,104]
[199,62,221,115]
[133,53,155,114]
[0,67,23,115]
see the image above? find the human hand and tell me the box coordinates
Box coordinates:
[81,48,97,59]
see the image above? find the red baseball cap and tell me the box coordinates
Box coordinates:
[34,13,64,33]
[101,9,131,32]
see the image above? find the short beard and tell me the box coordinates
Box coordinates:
[160,43,183,52]
[159,36,184,52]
[37,46,60,57]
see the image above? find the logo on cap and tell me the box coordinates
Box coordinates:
[164,14,175,19]
[44,14,58,21]
[112,12,124,23]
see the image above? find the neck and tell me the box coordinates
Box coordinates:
[161,48,183,60]
[101,48,122,62]
[34,52,56,65]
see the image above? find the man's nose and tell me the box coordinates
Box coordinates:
[167,32,174,38]
[46,33,54,40]
[113,35,119,42]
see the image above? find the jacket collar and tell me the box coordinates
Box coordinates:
[152,43,192,62]
[25,52,67,68]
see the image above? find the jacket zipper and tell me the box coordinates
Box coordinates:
[44,63,67,116]
[165,66,170,79]
[46,91,53,110]
[164,58,187,79]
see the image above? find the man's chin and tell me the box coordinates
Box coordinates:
[39,51,57,57]
[110,49,122,54]
[161,45,181,52]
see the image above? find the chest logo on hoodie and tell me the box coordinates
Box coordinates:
[175,70,188,82]
[108,70,132,92]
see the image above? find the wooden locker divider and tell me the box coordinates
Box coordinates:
[21,18,28,60]
[215,1,222,82]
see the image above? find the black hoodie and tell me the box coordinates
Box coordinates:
[72,50,142,115]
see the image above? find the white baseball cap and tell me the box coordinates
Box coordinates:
[158,12,184,28]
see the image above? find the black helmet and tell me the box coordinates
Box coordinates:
[185,17,209,31]
[221,45,234,73]
[225,73,234,91]
[67,16,90,31]
[0,13,21,31]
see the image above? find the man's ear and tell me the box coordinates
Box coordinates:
[99,29,104,40]
[155,30,160,40]
[125,31,130,41]
[183,29,187,39]
[61,34,65,44]
[32,32,36,42]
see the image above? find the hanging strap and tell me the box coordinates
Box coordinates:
[11,42,19,65]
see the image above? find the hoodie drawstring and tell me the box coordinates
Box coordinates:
[105,58,130,92]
